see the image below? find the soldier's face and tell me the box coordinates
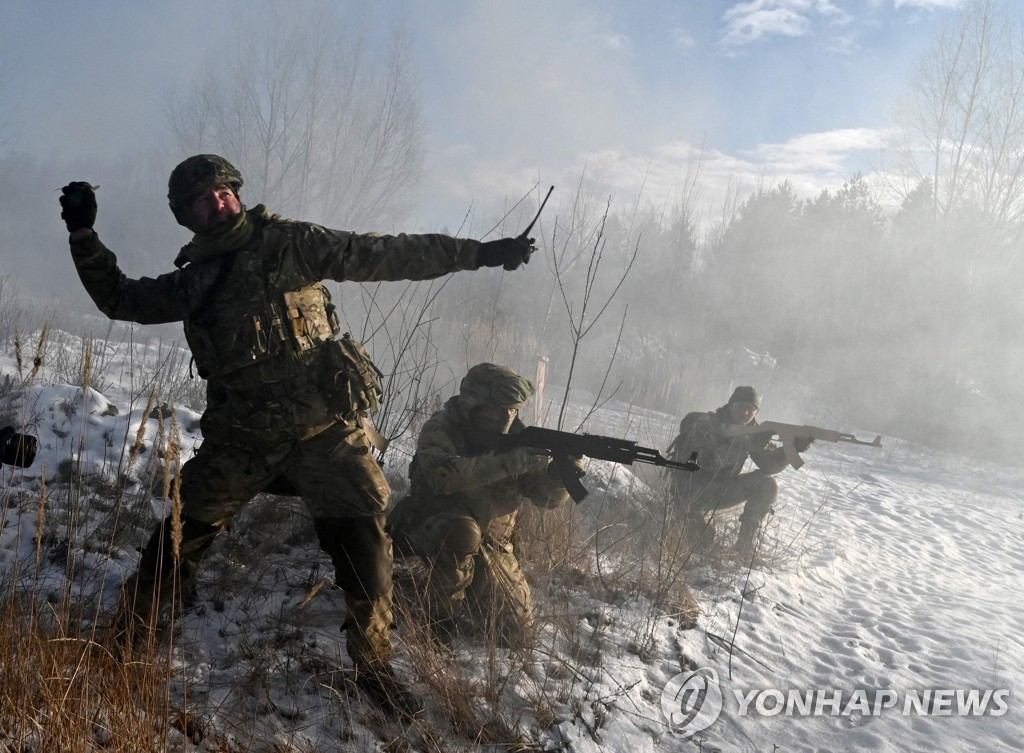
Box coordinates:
[471,404,518,433]
[729,401,758,425]
[189,184,242,233]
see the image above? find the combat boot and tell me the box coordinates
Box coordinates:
[108,569,163,650]
[344,596,421,717]
[352,660,422,718]
[109,516,221,649]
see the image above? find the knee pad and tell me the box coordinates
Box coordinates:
[440,517,483,559]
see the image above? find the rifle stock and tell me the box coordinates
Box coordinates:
[719,421,882,469]
[466,425,699,502]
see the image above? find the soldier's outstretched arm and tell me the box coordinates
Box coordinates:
[308,186,547,281]
[296,223,533,285]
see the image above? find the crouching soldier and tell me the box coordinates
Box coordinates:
[665,386,812,564]
[388,363,581,648]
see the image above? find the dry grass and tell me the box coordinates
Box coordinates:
[0,593,177,752]
[0,445,762,752]
[0,299,788,751]
[0,321,189,752]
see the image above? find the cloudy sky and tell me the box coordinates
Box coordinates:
[3,0,967,230]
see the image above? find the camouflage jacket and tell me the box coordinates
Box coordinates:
[397,398,570,544]
[69,207,482,445]
[666,405,787,498]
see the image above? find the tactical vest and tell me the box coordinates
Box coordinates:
[180,222,382,417]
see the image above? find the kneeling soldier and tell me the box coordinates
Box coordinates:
[389,363,581,647]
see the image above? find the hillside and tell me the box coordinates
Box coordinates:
[1,332,1021,752]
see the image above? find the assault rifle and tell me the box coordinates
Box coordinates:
[467,425,700,503]
[719,421,882,470]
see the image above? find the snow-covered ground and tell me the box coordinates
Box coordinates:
[1,334,1021,752]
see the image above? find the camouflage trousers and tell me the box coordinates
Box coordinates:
[399,511,535,647]
[678,470,779,554]
[120,418,395,666]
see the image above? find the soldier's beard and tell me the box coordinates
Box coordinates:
[189,209,255,262]
[205,208,242,234]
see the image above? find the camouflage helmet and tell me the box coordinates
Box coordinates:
[167,154,243,228]
[458,363,536,412]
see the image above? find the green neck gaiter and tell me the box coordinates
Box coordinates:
[187,208,253,263]
[174,205,275,269]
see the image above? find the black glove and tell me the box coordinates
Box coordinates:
[477,236,535,271]
[794,436,815,453]
[59,182,99,233]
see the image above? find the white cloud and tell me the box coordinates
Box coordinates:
[894,0,965,9]
[744,127,898,173]
[602,33,632,51]
[670,27,697,49]
[461,127,906,231]
[721,0,852,46]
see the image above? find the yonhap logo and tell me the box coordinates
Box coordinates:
[661,667,724,737]
[659,669,1010,738]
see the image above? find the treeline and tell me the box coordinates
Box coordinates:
[3,149,1018,463]
[3,0,1022,463]
[421,172,1020,464]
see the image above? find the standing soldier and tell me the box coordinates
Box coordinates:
[665,386,813,564]
[58,156,536,715]
[388,363,582,648]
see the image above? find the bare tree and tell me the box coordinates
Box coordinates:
[169,1,422,230]
[893,0,1024,239]
[877,0,1024,458]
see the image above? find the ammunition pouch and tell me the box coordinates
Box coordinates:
[247,284,340,362]
[325,333,384,418]
[186,283,341,380]
[282,286,340,352]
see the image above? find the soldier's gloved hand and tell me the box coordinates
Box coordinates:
[59,182,99,233]
[794,436,815,453]
[548,453,585,482]
[500,446,551,476]
[477,236,535,271]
